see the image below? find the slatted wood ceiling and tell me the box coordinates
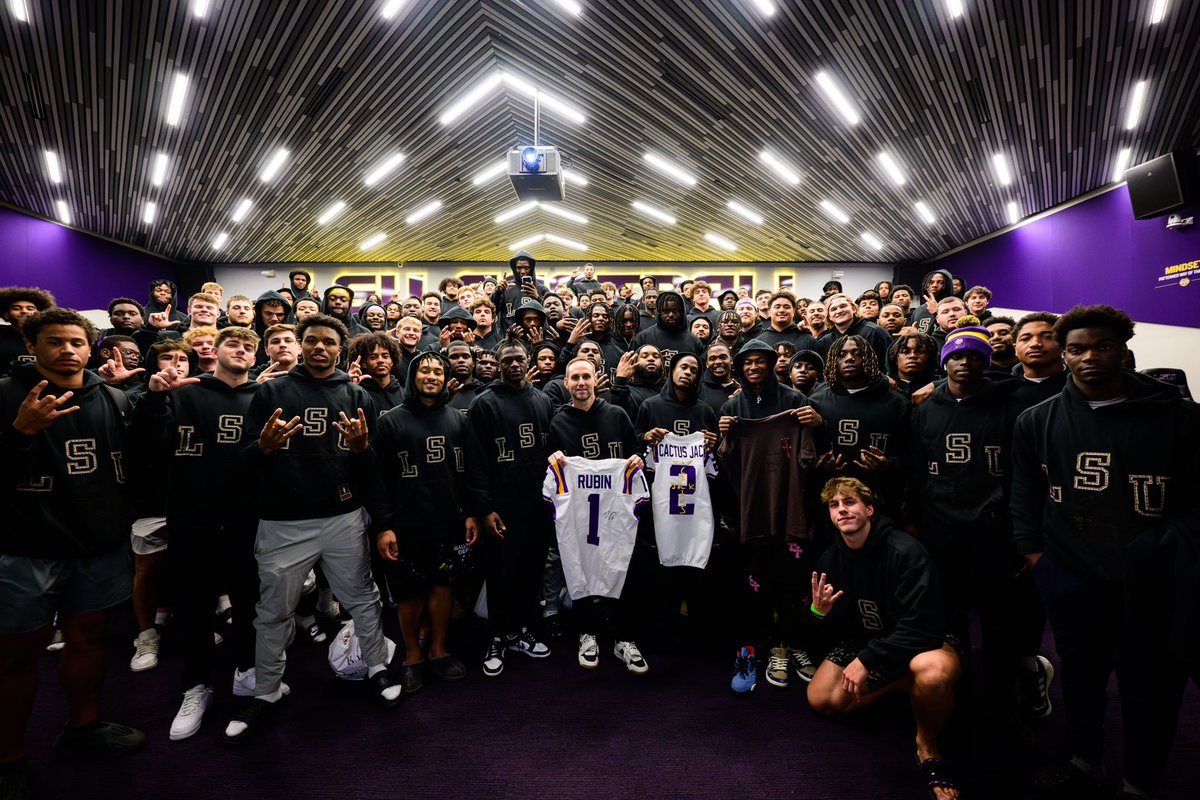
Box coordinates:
[1,0,1197,264]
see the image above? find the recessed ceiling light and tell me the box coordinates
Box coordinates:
[495,203,539,224]
[545,233,587,251]
[151,152,169,186]
[751,0,776,16]
[510,233,546,251]
[258,148,290,183]
[726,200,764,225]
[914,201,938,225]
[1112,148,1132,183]
[212,232,229,250]
[43,150,62,183]
[142,201,158,225]
[631,200,677,225]
[54,200,70,225]
[191,0,211,17]
[9,0,30,22]
[562,168,589,187]
[165,72,189,126]
[861,232,884,251]
[818,199,851,224]
[1149,0,1168,24]
[230,198,253,223]
[549,0,582,15]
[876,151,907,186]
[405,200,442,225]
[472,160,508,186]
[360,232,387,250]
[758,150,801,185]
[945,0,964,18]
[704,232,738,251]
[317,200,346,225]
[500,73,586,124]
[643,152,698,186]
[1124,80,1149,130]
[540,203,588,225]
[439,72,503,125]
[1006,201,1020,225]
[991,153,1013,186]
[814,71,861,126]
[380,0,406,19]
[363,152,406,187]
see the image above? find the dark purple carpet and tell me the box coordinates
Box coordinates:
[23,606,1200,800]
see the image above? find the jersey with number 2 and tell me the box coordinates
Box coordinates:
[648,432,718,568]
[543,457,649,600]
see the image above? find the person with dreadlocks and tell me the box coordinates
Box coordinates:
[888,332,939,399]
[809,335,910,525]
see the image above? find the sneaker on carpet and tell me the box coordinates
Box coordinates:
[223,698,279,745]
[1019,655,1055,719]
[542,613,565,641]
[765,646,790,689]
[169,685,212,742]
[482,637,506,677]
[231,668,290,699]
[371,670,403,709]
[578,633,600,669]
[613,640,649,675]
[304,621,327,644]
[506,627,550,658]
[45,629,65,653]
[130,629,160,672]
[53,721,146,760]
[427,654,468,682]
[731,646,757,696]
[789,646,817,684]
[396,663,424,694]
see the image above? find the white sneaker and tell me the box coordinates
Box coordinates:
[614,640,649,675]
[578,633,599,669]
[130,629,160,672]
[45,629,65,652]
[232,667,290,698]
[169,685,212,741]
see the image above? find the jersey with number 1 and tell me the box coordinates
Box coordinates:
[543,457,649,600]
[647,432,718,568]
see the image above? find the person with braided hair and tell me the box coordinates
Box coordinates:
[815,294,895,376]
[809,335,911,524]
[888,332,939,399]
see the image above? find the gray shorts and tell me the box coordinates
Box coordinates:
[0,547,133,634]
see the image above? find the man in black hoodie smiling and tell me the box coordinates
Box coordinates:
[609,345,665,419]
[909,269,954,335]
[347,333,404,416]
[817,294,894,377]
[699,343,738,412]
[631,290,704,362]
[224,314,400,745]
[371,352,475,692]
[322,286,369,340]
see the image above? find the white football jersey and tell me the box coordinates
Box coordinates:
[543,457,649,600]
[647,432,718,568]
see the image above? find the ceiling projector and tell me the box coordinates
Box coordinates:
[509,145,564,202]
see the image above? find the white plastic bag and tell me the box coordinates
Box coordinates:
[327,620,396,681]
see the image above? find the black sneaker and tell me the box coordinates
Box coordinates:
[427,654,468,682]
[1019,655,1055,719]
[482,637,506,677]
[223,698,278,745]
[372,670,403,709]
[395,662,425,694]
[506,628,550,658]
[52,721,145,760]
[543,614,565,641]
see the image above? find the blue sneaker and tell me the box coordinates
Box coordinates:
[731,646,757,695]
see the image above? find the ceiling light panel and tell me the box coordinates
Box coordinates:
[495,203,539,224]
[191,0,211,17]
[165,72,189,126]
[54,200,70,224]
[1006,201,1020,225]
[150,153,169,186]
[510,233,546,250]
[991,153,1013,186]
[142,201,158,225]
[1112,148,1132,183]
[360,232,387,250]
[562,169,589,187]
[861,232,884,251]
[439,72,503,125]
[258,148,290,183]
[43,150,62,183]
[540,203,588,225]
[1124,80,1149,130]
[549,0,582,15]
[914,201,938,225]
[758,150,801,185]
[814,71,861,125]
[876,151,907,186]
[380,0,407,19]
[363,152,405,187]
[631,200,677,225]
[643,152,698,186]
[818,199,851,224]
[230,198,253,223]
[751,0,776,16]
[945,0,964,18]
[544,233,587,251]
[9,0,30,22]
[212,232,229,250]
[1149,0,1168,24]
[405,200,443,225]
[726,199,764,225]
[472,160,507,186]
[704,232,737,251]
[317,201,346,225]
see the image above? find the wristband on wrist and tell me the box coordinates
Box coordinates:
[810,603,826,618]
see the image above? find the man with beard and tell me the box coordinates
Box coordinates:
[817,295,894,377]
[888,333,939,399]
[348,333,404,415]
[806,301,830,339]
[759,293,819,353]
[444,341,479,414]
[567,263,602,298]
[612,304,641,351]
[293,298,321,323]
[145,280,187,328]
[632,291,704,362]
[474,349,499,384]
[465,340,555,677]
[401,296,422,320]
[371,352,475,693]
[225,314,400,744]
[909,269,954,335]
[635,353,719,443]
[890,285,915,315]
[280,270,319,306]
[951,276,965,297]
[225,296,255,329]
[492,250,549,329]
[610,345,665,419]
[321,286,369,338]
[700,343,738,412]
[878,304,908,338]
[985,316,1018,374]
[639,290,659,332]
[470,298,502,351]
[436,305,477,350]
[91,297,159,367]
[564,303,625,376]
[788,350,824,397]
[735,298,763,341]
[710,310,744,355]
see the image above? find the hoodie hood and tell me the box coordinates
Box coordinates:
[654,290,688,334]
[146,280,184,318]
[513,297,547,326]
[402,351,452,410]
[322,285,356,320]
[731,338,779,387]
[356,303,386,330]
[509,249,538,279]
[438,304,477,330]
[920,269,955,302]
[254,290,295,333]
[288,270,314,289]
[660,351,704,405]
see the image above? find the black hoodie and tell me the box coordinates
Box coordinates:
[128,373,260,521]
[0,363,132,558]
[698,370,738,413]
[145,279,187,324]
[322,286,370,338]
[631,290,705,361]
[360,374,404,416]
[548,397,640,460]
[281,270,319,307]
[464,377,555,517]
[633,354,718,439]
[816,317,895,376]
[719,338,811,419]
[909,269,953,335]
[0,325,34,377]
[369,354,468,542]
[242,364,378,523]
[1012,370,1200,585]
[813,517,948,674]
[492,250,550,328]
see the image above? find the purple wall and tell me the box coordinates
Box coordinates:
[0,206,182,311]
[933,185,1200,328]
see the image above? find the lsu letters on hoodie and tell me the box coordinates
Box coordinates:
[548,398,640,460]
[1011,370,1200,584]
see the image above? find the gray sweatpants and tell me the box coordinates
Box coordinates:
[253,508,387,697]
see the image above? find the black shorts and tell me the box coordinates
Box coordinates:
[0,547,132,634]
[378,540,475,602]
[824,633,966,695]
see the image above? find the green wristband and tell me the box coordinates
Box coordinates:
[810,603,826,618]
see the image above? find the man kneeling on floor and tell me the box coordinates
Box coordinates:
[806,477,962,800]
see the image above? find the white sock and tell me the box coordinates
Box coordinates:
[258,687,283,704]
[1069,756,1107,779]
[154,610,170,626]
[1122,780,1152,798]
[216,595,232,613]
